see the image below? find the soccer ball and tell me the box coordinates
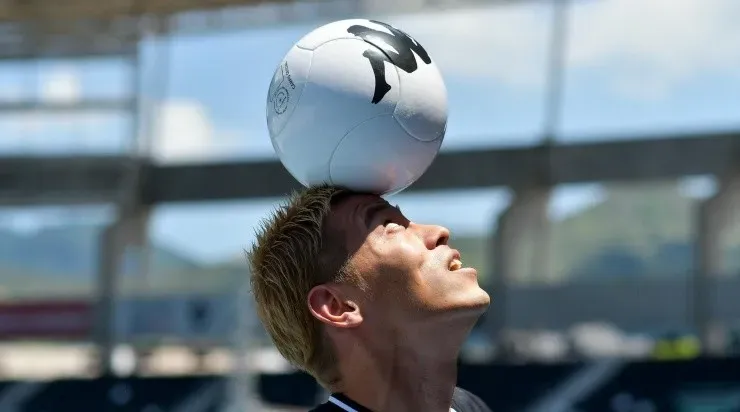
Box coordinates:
[266,19,448,195]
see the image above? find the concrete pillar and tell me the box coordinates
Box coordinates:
[694,173,740,356]
[95,207,150,376]
[487,186,552,358]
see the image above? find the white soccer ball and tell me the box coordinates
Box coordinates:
[266,19,448,195]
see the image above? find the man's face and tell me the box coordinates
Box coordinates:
[328,193,490,328]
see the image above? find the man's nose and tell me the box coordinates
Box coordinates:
[412,222,450,249]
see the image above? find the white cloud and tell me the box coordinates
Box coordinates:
[0,111,124,154]
[0,65,122,153]
[148,99,272,162]
[549,184,606,221]
[40,67,81,103]
[568,0,740,99]
[149,101,215,162]
[391,0,740,99]
[0,67,256,160]
[678,175,718,200]
[393,4,551,88]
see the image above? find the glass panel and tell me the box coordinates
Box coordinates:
[559,0,740,139]
[495,181,710,361]
[0,57,135,155]
[144,199,279,295]
[151,1,554,164]
[0,205,114,300]
[0,111,132,155]
[0,61,33,102]
[547,181,696,282]
[0,57,133,103]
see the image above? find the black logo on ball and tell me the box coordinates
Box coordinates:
[347,20,433,104]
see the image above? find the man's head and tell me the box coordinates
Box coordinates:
[248,185,490,388]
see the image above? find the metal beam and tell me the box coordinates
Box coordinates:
[0,100,135,113]
[0,31,139,61]
[0,18,141,61]
[0,132,737,206]
[0,155,144,206]
[145,131,740,203]
[0,0,531,60]
[1,0,522,25]
[0,0,294,23]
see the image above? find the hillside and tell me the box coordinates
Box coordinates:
[453,182,740,283]
[0,224,215,298]
[2,182,740,298]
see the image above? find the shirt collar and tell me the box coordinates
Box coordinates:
[328,393,457,412]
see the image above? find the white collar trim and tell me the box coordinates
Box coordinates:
[328,396,456,412]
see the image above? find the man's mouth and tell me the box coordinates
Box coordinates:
[449,258,463,271]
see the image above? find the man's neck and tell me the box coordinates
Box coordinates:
[333,324,466,412]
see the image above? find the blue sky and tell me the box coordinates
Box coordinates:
[0,0,739,263]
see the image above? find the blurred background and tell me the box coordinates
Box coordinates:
[2,0,740,410]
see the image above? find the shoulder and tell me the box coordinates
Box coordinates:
[452,386,494,412]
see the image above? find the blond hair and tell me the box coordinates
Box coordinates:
[247,184,355,388]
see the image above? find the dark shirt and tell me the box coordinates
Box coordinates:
[309,386,493,412]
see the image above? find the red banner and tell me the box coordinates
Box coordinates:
[0,300,92,339]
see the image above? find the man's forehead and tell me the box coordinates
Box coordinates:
[332,192,385,217]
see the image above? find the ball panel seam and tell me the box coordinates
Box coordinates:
[392,108,445,143]
[326,113,394,186]
[298,36,372,52]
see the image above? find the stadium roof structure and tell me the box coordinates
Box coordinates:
[2,0,738,360]
[0,0,290,59]
[0,0,738,205]
[0,0,510,59]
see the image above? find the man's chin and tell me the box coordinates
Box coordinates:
[465,287,491,308]
[439,291,491,321]
[467,295,491,315]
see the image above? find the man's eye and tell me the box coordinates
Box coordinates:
[384,221,404,232]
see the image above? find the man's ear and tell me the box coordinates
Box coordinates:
[307,284,363,328]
